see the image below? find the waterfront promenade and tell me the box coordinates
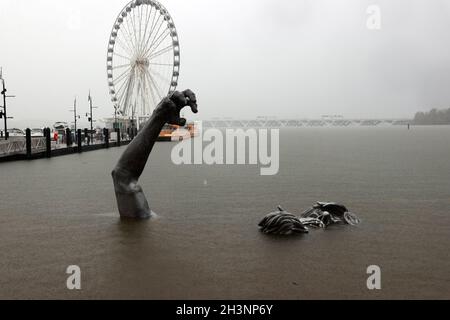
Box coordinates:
[0,128,130,162]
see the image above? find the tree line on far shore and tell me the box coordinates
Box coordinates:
[414,108,450,125]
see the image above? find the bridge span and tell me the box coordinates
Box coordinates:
[202,119,411,128]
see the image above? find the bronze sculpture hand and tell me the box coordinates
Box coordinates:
[112,90,198,219]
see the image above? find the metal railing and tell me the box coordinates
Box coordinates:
[0,137,46,156]
[0,138,26,156]
[0,128,133,160]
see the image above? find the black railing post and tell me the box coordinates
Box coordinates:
[84,128,89,146]
[77,129,82,153]
[25,128,32,159]
[104,128,109,148]
[116,128,121,147]
[66,128,72,147]
[45,128,51,158]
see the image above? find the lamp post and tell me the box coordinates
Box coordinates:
[113,105,123,140]
[87,91,98,143]
[114,105,119,130]
[69,97,80,141]
[131,103,136,137]
[0,69,16,141]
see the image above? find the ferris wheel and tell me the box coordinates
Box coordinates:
[107,0,180,119]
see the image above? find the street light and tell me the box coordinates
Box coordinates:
[0,68,16,140]
[131,103,136,134]
[69,97,80,137]
[113,106,124,129]
[113,106,117,130]
[87,91,98,144]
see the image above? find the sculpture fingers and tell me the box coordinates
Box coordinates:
[183,89,198,114]
[170,91,188,109]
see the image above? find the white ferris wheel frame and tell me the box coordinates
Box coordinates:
[107,0,180,120]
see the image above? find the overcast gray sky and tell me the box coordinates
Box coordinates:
[1,0,450,128]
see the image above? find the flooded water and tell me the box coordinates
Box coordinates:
[0,126,449,299]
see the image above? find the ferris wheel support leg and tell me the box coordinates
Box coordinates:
[111,90,198,219]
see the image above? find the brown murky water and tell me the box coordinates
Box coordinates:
[0,126,449,299]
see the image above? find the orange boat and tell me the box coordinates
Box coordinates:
[158,122,198,142]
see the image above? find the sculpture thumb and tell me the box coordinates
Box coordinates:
[178,118,187,126]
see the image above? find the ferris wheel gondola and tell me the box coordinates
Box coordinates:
[107,0,180,120]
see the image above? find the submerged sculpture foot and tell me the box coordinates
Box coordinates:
[112,90,198,219]
[259,202,361,236]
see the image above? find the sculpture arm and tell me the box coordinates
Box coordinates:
[113,105,167,181]
[112,90,197,219]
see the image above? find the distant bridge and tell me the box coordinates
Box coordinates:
[202,119,412,128]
